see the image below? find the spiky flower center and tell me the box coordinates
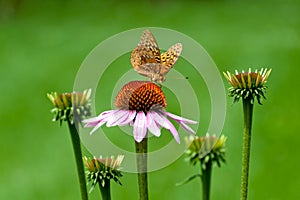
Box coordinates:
[236,72,263,88]
[115,81,167,112]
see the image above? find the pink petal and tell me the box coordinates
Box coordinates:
[84,121,98,127]
[165,111,198,124]
[133,112,147,143]
[89,121,106,135]
[83,110,114,127]
[165,119,180,144]
[151,112,171,129]
[82,110,115,134]
[152,113,180,143]
[146,112,161,137]
[119,110,136,126]
[106,110,129,127]
[109,110,133,126]
[178,121,196,134]
[83,110,113,123]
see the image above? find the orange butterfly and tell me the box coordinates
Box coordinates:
[130,30,182,84]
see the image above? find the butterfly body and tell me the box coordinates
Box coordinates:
[130,30,182,84]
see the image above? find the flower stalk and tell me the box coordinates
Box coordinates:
[67,119,89,200]
[201,159,212,200]
[98,180,111,200]
[241,98,253,200]
[135,137,149,200]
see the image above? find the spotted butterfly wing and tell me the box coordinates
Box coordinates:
[160,43,182,76]
[130,30,160,78]
[130,30,182,83]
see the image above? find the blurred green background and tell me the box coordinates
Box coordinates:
[1,0,299,199]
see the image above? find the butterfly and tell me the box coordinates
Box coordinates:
[130,30,182,84]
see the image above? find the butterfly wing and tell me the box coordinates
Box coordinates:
[160,43,182,76]
[130,30,161,79]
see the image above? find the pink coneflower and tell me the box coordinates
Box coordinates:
[83,81,197,143]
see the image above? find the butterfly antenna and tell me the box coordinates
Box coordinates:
[168,76,189,80]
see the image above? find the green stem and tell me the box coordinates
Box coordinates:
[135,137,149,200]
[99,181,111,200]
[67,119,88,200]
[240,99,254,200]
[201,160,212,200]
